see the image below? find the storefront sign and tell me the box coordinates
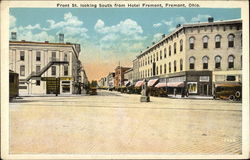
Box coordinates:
[199,76,209,82]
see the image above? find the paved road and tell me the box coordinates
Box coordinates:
[10,90,242,154]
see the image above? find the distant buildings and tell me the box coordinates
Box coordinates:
[114,66,131,87]
[9,33,88,95]
[133,18,242,95]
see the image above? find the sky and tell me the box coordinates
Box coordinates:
[9,8,241,81]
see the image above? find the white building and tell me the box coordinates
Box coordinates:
[9,36,83,95]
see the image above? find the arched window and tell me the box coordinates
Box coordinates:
[215,35,221,48]
[189,37,195,49]
[180,40,183,52]
[180,59,183,71]
[215,56,222,69]
[174,42,177,54]
[156,52,159,61]
[153,54,155,62]
[145,70,147,77]
[228,55,235,68]
[160,65,162,74]
[228,34,235,48]
[169,62,171,73]
[169,45,171,56]
[202,56,209,69]
[164,48,167,58]
[189,57,195,69]
[174,60,177,72]
[202,36,209,48]
[160,50,162,59]
[164,63,166,73]
[64,53,68,61]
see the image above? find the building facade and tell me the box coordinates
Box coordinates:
[9,39,83,95]
[124,68,133,86]
[114,66,131,87]
[135,18,242,95]
[107,72,115,89]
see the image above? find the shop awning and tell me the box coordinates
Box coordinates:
[147,79,159,87]
[135,81,144,87]
[155,82,167,88]
[215,82,241,87]
[167,82,184,87]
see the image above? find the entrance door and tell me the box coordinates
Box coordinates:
[201,84,208,96]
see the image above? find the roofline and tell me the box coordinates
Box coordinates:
[138,19,242,58]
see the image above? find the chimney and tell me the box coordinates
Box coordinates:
[11,32,17,40]
[208,17,214,23]
[152,42,155,45]
[176,24,181,28]
[59,33,64,43]
[162,34,165,38]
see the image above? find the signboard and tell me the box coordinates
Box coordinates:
[41,77,72,81]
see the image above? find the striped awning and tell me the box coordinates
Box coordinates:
[135,81,144,87]
[155,82,167,88]
[147,79,159,87]
[167,82,184,87]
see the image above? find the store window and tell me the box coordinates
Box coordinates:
[187,82,197,94]
[202,56,209,69]
[215,56,222,69]
[202,36,208,49]
[215,35,221,48]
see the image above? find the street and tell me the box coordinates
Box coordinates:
[10,90,242,154]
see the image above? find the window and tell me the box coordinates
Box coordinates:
[51,66,56,75]
[174,60,177,72]
[202,56,209,69]
[64,53,68,61]
[180,40,183,52]
[156,52,158,61]
[164,64,166,74]
[169,62,171,73]
[228,34,235,48]
[64,65,69,76]
[36,80,40,86]
[189,57,195,69]
[52,52,56,61]
[20,65,25,76]
[203,36,208,48]
[215,56,221,69]
[174,42,177,54]
[36,51,41,61]
[180,59,183,71]
[164,48,167,58]
[226,76,236,81]
[169,45,171,56]
[36,65,41,73]
[151,55,153,63]
[215,35,221,48]
[153,54,155,62]
[189,37,195,49]
[160,51,162,59]
[156,66,158,75]
[228,55,235,69]
[187,82,197,93]
[20,51,25,61]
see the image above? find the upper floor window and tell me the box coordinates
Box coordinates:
[160,51,162,59]
[51,66,56,76]
[215,56,222,69]
[20,65,25,76]
[20,51,25,61]
[151,55,153,63]
[174,42,177,54]
[202,56,209,69]
[64,53,68,61]
[156,52,159,61]
[169,62,171,73]
[228,55,235,69]
[164,48,167,58]
[202,36,208,49]
[180,59,183,71]
[52,52,56,61]
[153,54,155,62]
[189,57,195,69]
[174,60,177,72]
[169,45,171,56]
[156,66,158,75]
[164,64,166,74]
[180,40,183,52]
[189,37,195,49]
[215,35,221,48]
[36,51,41,61]
[228,34,235,48]
[36,65,41,74]
[160,65,162,74]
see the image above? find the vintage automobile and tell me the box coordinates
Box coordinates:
[213,83,242,101]
[89,87,97,95]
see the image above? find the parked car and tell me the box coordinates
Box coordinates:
[213,83,242,101]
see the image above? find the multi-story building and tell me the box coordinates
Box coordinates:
[135,18,242,96]
[107,72,115,89]
[124,68,133,86]
[9,34,84,95]
[132,58,139,84]
[79,61,89,94]
[114,66,131,88]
